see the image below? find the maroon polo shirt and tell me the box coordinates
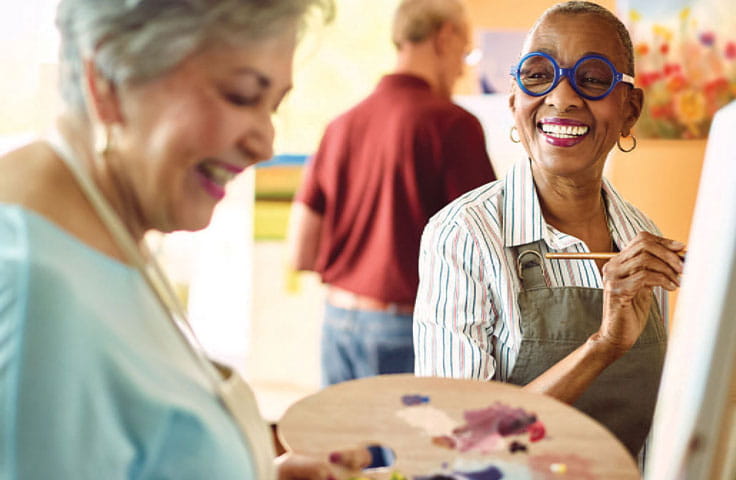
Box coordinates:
[296,73,495,303]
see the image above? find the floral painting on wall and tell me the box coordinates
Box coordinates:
[624,0,736,138]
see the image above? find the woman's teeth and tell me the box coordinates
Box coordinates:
[197,161,238,186]
[540,123,590,138]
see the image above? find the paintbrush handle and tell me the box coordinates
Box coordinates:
[545,252,618,260]
[545,251,687,260]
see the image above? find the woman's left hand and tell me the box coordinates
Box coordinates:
[276,452,338,480]
[275,447,373,480]
[597,232,685,356]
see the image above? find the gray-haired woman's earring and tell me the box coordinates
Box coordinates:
[95,124,112,157]
[93,125,114,170]
[510,126,521,144]
[617,133,637,153]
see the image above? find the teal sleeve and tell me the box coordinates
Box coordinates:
[0,208,29,480]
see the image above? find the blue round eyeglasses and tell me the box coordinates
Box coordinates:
[510,52,635,100]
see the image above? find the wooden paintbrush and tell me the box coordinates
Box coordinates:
[545,251,687,260]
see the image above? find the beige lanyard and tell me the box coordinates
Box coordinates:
[48,132,276,479]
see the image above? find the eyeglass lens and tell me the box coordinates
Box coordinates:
[518,55,615,97]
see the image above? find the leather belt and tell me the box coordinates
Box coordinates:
[326,286,414,315]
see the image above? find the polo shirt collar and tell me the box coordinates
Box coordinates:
[377,73,431,91]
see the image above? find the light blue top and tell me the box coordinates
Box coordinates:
[0,204,256,479]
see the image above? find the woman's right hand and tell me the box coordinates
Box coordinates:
[524,232,683,404]
[596,232,685,357]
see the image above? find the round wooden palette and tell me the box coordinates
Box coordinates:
[278,374,640,479]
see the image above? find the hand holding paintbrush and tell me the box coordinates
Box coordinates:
[594,233,685,353]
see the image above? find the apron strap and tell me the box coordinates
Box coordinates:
[515,242,548,290]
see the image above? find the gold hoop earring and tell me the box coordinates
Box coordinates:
[617,133,637,153]
[510,126,521,144]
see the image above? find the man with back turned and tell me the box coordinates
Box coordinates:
[288,0,496,385]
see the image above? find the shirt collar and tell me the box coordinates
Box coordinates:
[502,157,546,248]
[502,157,642,250]
[601,175,647,250]
[376,73,431,91]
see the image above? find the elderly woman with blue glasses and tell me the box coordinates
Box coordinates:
[414,1,685,458]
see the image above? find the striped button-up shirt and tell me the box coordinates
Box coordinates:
[413,157,667,381]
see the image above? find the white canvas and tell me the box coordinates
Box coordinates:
[646,100,736,479]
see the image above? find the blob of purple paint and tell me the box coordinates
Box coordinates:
[457,464,503,480]
[450,402,538,452]
[401,394,430,406]
[413,463,504,480]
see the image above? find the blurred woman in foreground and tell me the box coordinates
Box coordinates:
[0,1,369,478]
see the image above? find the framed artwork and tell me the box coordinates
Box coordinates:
[623,0,736,138]
[475,30,527,95]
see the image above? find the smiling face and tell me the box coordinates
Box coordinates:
[105,26,297,234]
[509,12,642,180]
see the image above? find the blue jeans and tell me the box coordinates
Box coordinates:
[321,302,415,386]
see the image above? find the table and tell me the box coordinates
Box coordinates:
[278,374,640,479]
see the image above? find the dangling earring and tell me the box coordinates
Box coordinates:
[617,132,637,153]
[94,123,112,157]
[93,123,113,171]
[509,126,521,144]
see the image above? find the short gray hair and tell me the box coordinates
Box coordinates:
[56,0,335,114]
[391,0,466,48]
[527,1,634,75]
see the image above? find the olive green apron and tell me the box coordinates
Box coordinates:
[506,241,667,457]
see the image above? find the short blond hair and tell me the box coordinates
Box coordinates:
[391,0,466,48]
